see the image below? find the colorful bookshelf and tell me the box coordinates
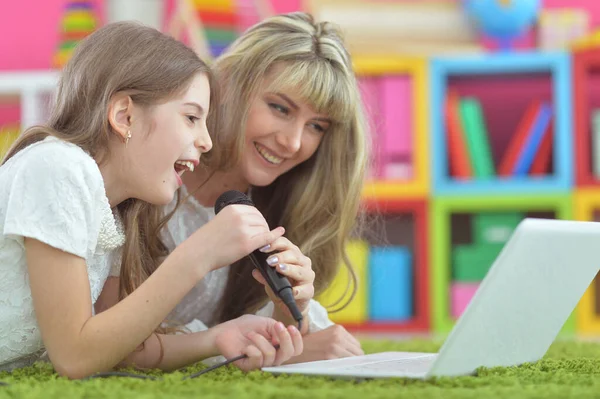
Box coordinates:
[574,190,600,335]
[319,198,429,333]
[431,194,574,334]
[354,56,429,199]
[574,48,600,188]
[431,52,572,195]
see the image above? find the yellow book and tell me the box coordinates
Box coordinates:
[0,126,21,160]
[318,240,369,324]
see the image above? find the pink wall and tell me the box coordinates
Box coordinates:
[0,0,64,71]
[0,0,104,71]
[0,0,598,71]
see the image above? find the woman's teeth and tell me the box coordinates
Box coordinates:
[174,160,195,176]
[255,143,283,165]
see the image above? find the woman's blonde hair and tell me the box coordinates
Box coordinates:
[207,12,370,322]
[3,21,216,306]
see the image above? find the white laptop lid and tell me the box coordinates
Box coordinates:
[429,218,600,377]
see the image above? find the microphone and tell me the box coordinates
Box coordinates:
[214,190,304,329]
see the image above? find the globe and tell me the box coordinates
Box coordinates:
[463,0,541,50]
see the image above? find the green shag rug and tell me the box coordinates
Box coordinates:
[2,339,600,399]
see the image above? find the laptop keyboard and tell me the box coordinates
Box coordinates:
[341,355,436,374]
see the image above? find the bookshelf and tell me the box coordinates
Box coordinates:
[574,48,600,188]
[318,55,431,334]
[354,56,429,199]
[319,198,429,333]
[573,190,600,336]
[431,194,575,334]
[431,52,572,195]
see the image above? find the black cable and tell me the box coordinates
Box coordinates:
[183,344,281,380]
[82,371,158,381]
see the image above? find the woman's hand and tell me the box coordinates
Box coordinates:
[284,325,364,364]
[212,314,303,371]
[251,237,315,332]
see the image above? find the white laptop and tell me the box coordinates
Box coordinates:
[262,218,600,379]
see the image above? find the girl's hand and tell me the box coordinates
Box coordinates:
[182,204,285,275]
[251,237,315,327]
[212,315,303,371]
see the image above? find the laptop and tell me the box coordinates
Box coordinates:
[262,218,600,379]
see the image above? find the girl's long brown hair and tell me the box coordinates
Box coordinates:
[3,21,216,306]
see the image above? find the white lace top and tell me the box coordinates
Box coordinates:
[0,137,125,371]
[163,185,334,334]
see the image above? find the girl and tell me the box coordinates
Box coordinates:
[0,21,302,379]
[100,12,369,364]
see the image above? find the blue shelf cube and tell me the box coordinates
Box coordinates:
[430,51,573,195]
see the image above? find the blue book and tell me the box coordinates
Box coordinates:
[368,246,412,321]
[512,103,553,176]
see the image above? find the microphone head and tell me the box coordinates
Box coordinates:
[214,190,254,214]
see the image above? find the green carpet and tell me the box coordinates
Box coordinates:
[1,339,600,398]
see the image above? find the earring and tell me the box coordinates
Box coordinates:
[125,131,132,147]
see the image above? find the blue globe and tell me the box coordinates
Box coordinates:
[464,0,541,43]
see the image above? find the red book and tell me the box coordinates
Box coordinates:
[445,91,472,179]
[498,100,541,176]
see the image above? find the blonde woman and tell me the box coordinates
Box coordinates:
[0,22,302,378]
[99,12,369,364]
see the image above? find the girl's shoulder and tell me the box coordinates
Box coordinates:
[0,136,122,258]
[10,136,98,170]
[4,136,103,190]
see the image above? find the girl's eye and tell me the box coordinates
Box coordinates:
[269,103,289,115]
[187,115,199,124]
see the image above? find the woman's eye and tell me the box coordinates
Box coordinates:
[310,123,326,133]
[269,103,289,115]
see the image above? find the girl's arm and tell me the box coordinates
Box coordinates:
[118,330,220,371]
[95,277,218,371]
[96,278,304,372]
[27,204,285,379]
[26,237,205,379]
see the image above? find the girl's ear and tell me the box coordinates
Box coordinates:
[107,93,134,143]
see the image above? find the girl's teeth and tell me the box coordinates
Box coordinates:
[255,144,283,165]
[175,160,195,172]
